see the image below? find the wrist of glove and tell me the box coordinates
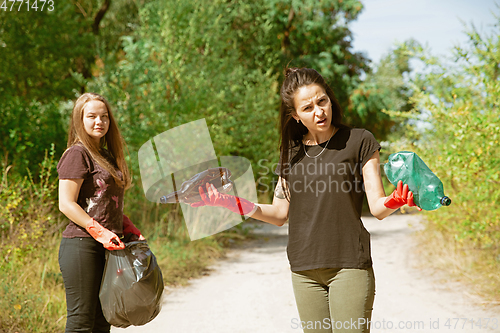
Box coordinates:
[123,214,143,238]
[190,183,257,216]
[85,218,125,250]
[384,180,422,211]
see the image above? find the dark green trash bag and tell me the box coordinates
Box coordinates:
[99,240,164,327]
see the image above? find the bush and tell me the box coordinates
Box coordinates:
[0,146,67,333]
[0,144,61,266]
[385,17,500,302]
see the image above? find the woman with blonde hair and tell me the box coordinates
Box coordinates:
[57,92,144,332]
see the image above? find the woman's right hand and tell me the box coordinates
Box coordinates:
[190,183,257,216]
[86,218,125,250]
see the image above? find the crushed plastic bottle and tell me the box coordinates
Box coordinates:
[384,151,451,211]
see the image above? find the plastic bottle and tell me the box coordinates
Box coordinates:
[384,151,451,211]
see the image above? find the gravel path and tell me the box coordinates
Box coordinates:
[113,214,499,333]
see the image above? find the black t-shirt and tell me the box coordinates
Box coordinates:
[276,126,381,271]
[57,144,124,238]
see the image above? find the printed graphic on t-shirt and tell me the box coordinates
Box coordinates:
[57,145,125,237]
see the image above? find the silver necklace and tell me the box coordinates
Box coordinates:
[303,128,335,159]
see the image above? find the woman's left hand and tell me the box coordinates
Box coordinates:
[128,234,146,241]
[123,215,146,241]
[384,180,422,211]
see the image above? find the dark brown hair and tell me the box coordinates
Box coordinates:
[278,68,343,201]
[66,92,131,189]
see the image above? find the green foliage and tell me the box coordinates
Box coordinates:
[0,2,94,101]
[271,0,368,106]
[0,99,67,178]
[227,0,397,136]
[0,145,60,266]
[0,146,67,332]
[0,0,144,177]
[385,17,500,259]
[88,0,283,202]
[254,0,413,140]
[349,41,418,139]
[0,3,89,174]
[0,234,66,333]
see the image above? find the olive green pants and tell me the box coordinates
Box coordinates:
[291,267,375,333]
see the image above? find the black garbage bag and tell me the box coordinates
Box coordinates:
[99,240,164,327]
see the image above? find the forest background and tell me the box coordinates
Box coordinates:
[0,0,499,332]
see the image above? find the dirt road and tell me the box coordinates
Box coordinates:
[113,214,499,333]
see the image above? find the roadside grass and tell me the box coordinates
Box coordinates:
[0,233,66,333]
[413,217,500,308]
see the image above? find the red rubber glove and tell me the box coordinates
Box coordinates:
[123,214,143,239]
[384,180,422,211]
[190,183,257,216]
[86,218,125,250]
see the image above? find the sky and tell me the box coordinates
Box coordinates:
[349,0,499,66]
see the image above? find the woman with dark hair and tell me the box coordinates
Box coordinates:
[191,68,419,333]
[57,92,144,332]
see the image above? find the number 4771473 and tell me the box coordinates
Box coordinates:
[0,0,55,11]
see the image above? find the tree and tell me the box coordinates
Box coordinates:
[0,3,93,102]
[228,0,391,135]
[383,19,500,301]
[88,0,280,178]
[0,0,142,175]
[348,41,418,140]
[389,19,500,249]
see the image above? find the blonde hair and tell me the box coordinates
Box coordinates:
[67,92,131,189]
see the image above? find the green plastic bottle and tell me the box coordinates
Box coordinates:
[384,151,451,211]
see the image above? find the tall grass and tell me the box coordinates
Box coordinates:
[414,220,500,306]
[0,234,66,333]
[0,146,66,332]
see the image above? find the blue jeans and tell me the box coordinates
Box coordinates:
[291,267,375,333]
[59,237,110,333]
